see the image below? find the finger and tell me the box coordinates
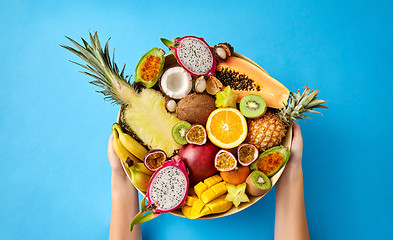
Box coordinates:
[108,134,120,161]
[291,122,303,146]
[289,123,303,163]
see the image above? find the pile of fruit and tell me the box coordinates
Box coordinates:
[62,33,327,229]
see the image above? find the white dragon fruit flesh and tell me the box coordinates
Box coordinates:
[169,36,216,77]
[130,156,189,231]
[145,156,189,213]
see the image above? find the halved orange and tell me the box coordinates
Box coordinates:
[206,108,248,149]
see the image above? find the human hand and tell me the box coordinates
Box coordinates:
[287,122,303,170]
[108,134,127,177]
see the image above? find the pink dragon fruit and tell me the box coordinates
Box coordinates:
[130,156,189,231]
[162,36,216,77]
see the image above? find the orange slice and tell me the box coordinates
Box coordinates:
[206,108,247,149]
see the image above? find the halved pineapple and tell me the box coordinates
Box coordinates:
[62,32,181,156]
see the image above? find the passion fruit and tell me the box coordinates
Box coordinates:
[144,149,167,171]
[237,143,259,166]
[185,124,207,145]
[214,149,237,172]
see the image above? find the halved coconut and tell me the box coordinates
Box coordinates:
[160,66,193,99]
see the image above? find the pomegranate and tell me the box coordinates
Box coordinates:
[178,141,219,186]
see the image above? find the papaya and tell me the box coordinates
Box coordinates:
[216,56,290,109]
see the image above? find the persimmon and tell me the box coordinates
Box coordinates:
[220,165,251,185]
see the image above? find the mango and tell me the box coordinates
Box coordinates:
[194,182,208,198]
[185,195,198,206]
[200,181,227,204]
[204,175,223,188]
[182,174,233,219]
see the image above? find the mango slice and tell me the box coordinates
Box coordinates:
[200,181,227,204]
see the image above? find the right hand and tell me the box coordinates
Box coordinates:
[287,122,303,170]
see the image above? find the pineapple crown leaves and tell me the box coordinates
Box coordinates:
[280,85,328,125]
[61,32,135,105]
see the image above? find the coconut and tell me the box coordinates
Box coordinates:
[176,93,217,125]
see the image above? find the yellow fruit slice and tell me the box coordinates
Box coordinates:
[206,108,247,149]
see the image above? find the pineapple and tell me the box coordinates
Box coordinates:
[62,32,181,156]
[245,86,328,152]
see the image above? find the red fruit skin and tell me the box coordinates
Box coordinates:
[178,142,219,186]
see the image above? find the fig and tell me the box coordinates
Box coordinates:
[144,149,167,171]
[185,124,207,145]
[237,143,259,166]
[178,142,219,186]
[214,149,237,172]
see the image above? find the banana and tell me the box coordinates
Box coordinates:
[127,165,151,192]
[112,124,141,164]
[134,162,154,176]
[113,123,148,160]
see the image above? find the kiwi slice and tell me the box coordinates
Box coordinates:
[239,94,266,118]
[172,121,192,145]
[246,170,271,196]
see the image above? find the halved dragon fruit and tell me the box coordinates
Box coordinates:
[162,36,216,77]
[130,156,189,230]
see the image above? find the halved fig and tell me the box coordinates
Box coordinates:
[215,149,237,172]
[144,149,167,171]
[237,143,259,166]
[185,124,207,145]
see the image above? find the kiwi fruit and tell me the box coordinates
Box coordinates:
[239,94,267,118]
[172,121,192,145]
[245,170,271,196]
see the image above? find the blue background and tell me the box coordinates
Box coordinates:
[1,0,392,239]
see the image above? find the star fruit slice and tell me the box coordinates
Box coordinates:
[224,182,250,207]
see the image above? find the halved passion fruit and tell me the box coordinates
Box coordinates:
[237,143,259,166]
[185,124,207,145]
[215,149,237,172]
[250,146,290,177]
[144,149,167,171]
